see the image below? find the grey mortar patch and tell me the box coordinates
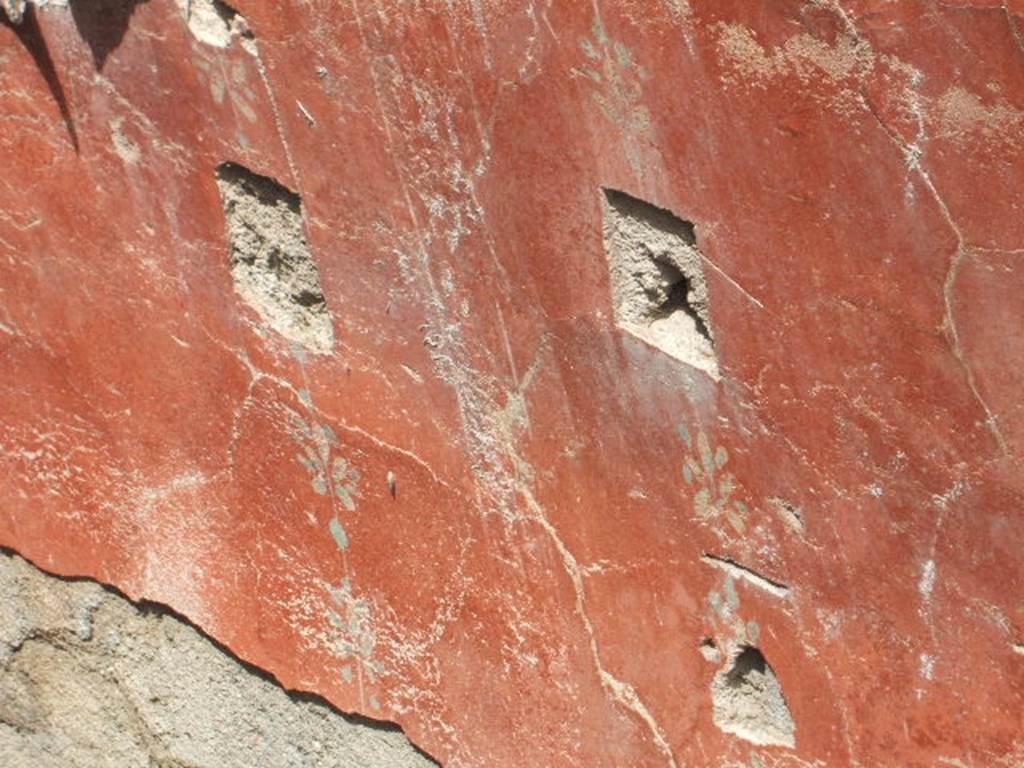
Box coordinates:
[699,637,722,663]
[176,0,253,49]
[601,189,718,379]
[711,645,796,748]
[1,0,25,24]
[0,548,437,768]
[216,162,335,354]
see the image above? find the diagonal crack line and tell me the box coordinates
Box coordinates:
[700,554,791,598]
[837,6,1010,457]
[913,155,1010,457]
[698,253,765,310]
[521,489,679,768]
[197,325,458,494]
[1006,3,1024,55]
[867,103,1009,457]
[248,39,303,194]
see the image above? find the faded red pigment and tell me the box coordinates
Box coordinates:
[1,1,1022,766]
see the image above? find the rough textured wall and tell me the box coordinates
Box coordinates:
[0,549,436,768]
[1,1,1022,766]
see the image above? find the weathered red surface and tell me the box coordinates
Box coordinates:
[2,1,1023,765]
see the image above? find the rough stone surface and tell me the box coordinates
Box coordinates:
[602,188,717,378]
[710,646,796,748]
[2,1,1024,767]
[216,162,334,354]
[175,0,249,49]
[1,0,26,25]
[0,549,435,768]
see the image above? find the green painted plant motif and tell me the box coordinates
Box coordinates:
[329,577,384,686]
[679,424,749,535]
[287,408,361,550]
[284,406,380,689]
[574,16,650,136]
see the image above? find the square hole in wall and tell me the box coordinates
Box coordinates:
[216,163,334,354]
[601,189,718,379]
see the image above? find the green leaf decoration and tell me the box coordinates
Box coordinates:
[715,446,728,469]
[329,516,349,551]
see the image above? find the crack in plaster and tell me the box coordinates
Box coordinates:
[520,489,679,768]
[196,325,456,496]
[700,554,791,599]
[1005,3,1024,54]
[825,1,1011,457]
[246,33,303,195]
[350,0,531,534]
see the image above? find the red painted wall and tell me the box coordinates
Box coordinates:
[2,1,1022,765]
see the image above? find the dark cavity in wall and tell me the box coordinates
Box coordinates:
[182,0,254,48]
[601,189,718,379]
[711,645,796,748]
[216,163,334,354]
[1,0,26,24]
[69,0,150,70]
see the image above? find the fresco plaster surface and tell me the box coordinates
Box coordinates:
[1,1,1023,765]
